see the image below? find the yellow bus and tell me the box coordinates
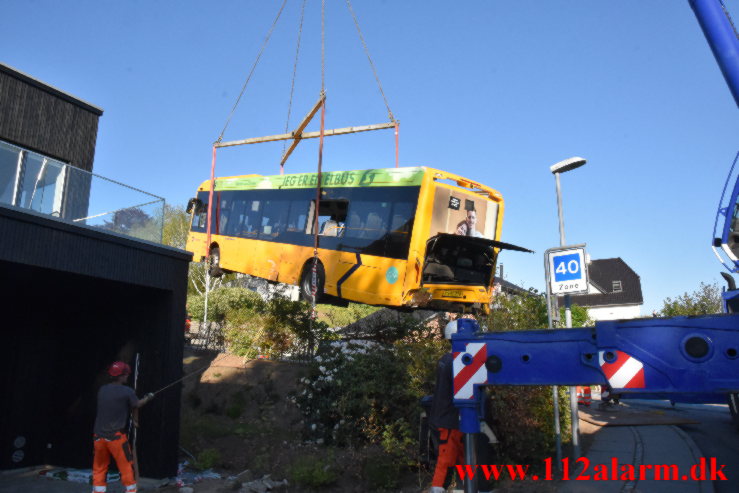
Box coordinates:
[185,167,526,312]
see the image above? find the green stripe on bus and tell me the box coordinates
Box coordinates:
[215,167,425,191]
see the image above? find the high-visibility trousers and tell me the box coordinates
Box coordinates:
[576,386,592,406]
[432,428,464,488]
[92,432,136,493]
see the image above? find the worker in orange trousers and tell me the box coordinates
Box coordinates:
[428,321,492,493]
[92,361,154,493]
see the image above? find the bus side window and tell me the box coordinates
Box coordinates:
[386,201,415,258]
[346,201,389,240]
[242,199,261,238]
[225,193,247,237]
[218,196,231,235]
[259,200,290,239]
[287,199,309,232]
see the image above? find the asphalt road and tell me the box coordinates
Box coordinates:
[624,399,738,493]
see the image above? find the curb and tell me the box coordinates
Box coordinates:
[671,425,715,493]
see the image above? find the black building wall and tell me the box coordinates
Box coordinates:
[0,63,102,172]
[0,205,191,478]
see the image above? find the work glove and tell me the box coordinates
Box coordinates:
[145,392,155,400]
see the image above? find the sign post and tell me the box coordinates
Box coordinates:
[545,244,588,462]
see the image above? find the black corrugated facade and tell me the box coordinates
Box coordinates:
[0,63,102,171]
[0,205,191,478]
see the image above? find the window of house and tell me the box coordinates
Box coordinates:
[0,139,68,216]
[612,280,623,293]
[0,141,20,204]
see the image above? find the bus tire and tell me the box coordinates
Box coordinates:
[300,261,325,303]
[208,247,224,278]
[728,392,739,430]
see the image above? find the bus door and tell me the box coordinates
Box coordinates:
[336,198,410,304]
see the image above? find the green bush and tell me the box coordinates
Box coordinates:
[296,341,408,445]
[289,454,338,488]
[225,298,333,358]
[188,288,334,358]
[187,287,264,323]
[318,302,381,327]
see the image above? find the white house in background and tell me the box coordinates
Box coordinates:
[559,257,644,321]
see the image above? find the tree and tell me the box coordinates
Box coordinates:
[104,207,152,233]
[159,204,225,295]
[486,289,593,332]
[161,204,190,249]
[659,282,723,317]
[188,262,224,296]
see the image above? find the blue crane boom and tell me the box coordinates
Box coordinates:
[689,0,739,107]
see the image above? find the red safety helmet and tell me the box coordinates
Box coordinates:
[108,361,131,377]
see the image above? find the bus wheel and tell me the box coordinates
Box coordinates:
[300,261,325,303]
[208,247,224,277]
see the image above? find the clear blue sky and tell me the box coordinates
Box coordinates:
[4,1,738,313]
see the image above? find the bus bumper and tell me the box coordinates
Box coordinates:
[403,286,490,313]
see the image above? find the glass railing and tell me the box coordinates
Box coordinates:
[0,140,165,243]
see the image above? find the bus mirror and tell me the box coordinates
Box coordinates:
[186,198,203,214]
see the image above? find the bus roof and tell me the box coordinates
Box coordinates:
[197,166,501,200]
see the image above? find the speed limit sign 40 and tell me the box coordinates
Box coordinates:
[546,246,589,295]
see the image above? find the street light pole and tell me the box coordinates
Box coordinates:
[554,171,574,329]
[550,156,586,460]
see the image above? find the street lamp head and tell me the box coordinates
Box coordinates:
[550,157,587,174]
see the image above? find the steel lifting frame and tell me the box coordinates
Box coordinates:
[450,316,739,492]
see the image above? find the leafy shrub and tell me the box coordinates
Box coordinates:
[188,288,334,358]
[289,453,338,488]
[294,315,446,461]
[318,302,381,327]
[187,287,264,323]
[295,338,426,466]
[225,298,333,358]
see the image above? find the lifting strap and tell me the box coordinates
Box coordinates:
[310,1,328,320]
